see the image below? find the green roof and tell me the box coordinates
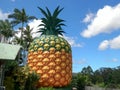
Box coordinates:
[0,43,22,61]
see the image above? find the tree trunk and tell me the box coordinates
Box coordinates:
[0,62,5,86]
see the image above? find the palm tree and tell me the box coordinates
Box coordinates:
[0,20,14,43]
[12,35,22,45]
[8,8,37,45]
[23,25,34,50]
[13,25,33,50]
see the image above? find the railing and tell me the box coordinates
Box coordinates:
[85,86,120,90]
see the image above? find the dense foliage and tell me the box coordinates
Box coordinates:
[72,65,120,90]
[4,61,39,90]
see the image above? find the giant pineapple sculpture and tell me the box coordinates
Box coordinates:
[27,6,72,87]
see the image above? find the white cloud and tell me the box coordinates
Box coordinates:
[98,40,109,50]
[15,19,42,38]
[109,35,120,49]
[81,3,120,38]
[98,35,120,50]
[63,35,83,47]
[28,19,42,38]
[83,12,95,23]
[15,30,21,38]
[0,9,9,20]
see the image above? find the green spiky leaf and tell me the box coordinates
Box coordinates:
[38,6,66,36]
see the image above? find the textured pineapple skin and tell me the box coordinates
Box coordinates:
[27,35,72,87]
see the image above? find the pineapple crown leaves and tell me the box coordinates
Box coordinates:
[37,6,66,36]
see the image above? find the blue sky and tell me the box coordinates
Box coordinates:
[0,0,120,72]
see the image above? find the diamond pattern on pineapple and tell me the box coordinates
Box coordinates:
[28,35,72,87]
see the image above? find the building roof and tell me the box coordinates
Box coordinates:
[0,43,22,61]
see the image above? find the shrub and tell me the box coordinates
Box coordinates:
[4,64,39,90]
[24,71,40,90]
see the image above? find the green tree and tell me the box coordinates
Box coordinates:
[81,66,93,75]
[76,73,88,90]
[13,36,22,45]
[81,66,93,85]
[93,70,104,87]
[24,72,39,90]
[0,20,14,43]
[8,8,37,45]
[4,62,39,90]
[8,8,37,65]
[23,25,34,50]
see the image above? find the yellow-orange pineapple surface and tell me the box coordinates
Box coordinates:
[27,35,72,87]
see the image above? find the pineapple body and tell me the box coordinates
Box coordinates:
[28,35,72,87]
